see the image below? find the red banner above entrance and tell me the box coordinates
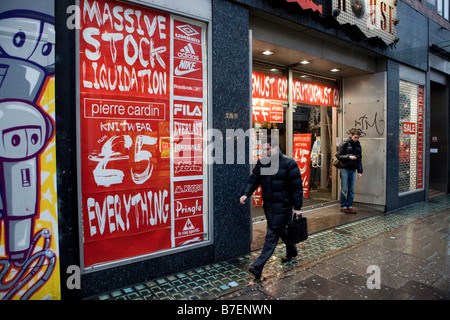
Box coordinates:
[252,71,340,108]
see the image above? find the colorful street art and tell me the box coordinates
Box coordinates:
[0,4,60,300]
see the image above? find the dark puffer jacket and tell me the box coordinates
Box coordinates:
[242,151,303,228]
[336,137,363,173]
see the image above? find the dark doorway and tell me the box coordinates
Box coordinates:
[429,81,449,193]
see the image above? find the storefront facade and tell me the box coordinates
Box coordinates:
[0,0,448,299]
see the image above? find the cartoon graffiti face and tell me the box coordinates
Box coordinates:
[0,12,55,102]
[0,100,53,160]
[0,13,55,68]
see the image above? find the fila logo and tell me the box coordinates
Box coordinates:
[174,103,202,117]
[178,43,199,61]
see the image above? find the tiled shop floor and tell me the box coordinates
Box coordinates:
[88,195,450,300]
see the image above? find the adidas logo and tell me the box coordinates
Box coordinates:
[177,43,199,61]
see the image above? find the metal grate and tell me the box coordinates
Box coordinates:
[398,81,422,193]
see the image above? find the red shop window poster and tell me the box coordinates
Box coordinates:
[293,134,312,199]
[79,0,207,268]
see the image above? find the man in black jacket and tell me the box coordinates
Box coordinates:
[240,137,303,278]
[336,128,363,214]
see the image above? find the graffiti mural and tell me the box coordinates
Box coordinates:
[0,3,60,300]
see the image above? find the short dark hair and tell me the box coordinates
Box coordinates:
[349,128,362,136]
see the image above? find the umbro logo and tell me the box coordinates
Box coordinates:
[176,24,199,37]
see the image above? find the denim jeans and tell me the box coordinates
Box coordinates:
[340,168,356,208]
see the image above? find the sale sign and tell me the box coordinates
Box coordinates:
[402,122,416,134]
[79,0,207,268]
[293,134,312,199]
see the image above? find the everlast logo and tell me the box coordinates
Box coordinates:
[332,0,399,45]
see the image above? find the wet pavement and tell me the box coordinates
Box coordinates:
[87,194,450,300]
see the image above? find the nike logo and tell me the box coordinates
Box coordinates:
[174,67,201,76]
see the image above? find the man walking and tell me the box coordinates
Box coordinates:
[240,137,303,278]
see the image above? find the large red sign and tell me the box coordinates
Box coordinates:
[79,0,207,268]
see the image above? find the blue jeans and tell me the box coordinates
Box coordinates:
[340,168,356,208]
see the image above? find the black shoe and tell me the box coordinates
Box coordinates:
[281,254,298,263]
[249,267,262,279]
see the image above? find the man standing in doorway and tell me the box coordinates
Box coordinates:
[336,128,363,214]
[240,137,303,278]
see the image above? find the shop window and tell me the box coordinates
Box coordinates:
[399,81,424,194]
[77,0,209,270]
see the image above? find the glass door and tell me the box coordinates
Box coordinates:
[293,104,334,207]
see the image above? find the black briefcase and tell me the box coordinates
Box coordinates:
[287,214,308,244]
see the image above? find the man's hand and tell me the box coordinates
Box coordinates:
[240,195,248,205]
[293,209,302,217]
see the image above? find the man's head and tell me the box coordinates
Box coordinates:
[349,128,362,143]
[262,136,279,157]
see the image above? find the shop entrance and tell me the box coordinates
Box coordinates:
[250,65,339,221]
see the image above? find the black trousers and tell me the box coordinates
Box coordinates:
[252,225,298,271]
